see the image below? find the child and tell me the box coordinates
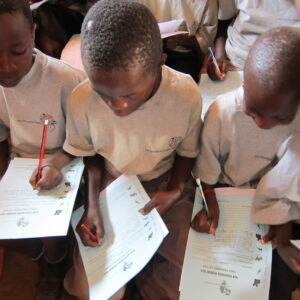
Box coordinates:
[207,0,300,80]
[191,26,300,299]
[191,26,300,235]
[0,0,86,298]
[35,1,202,299]
[252,132,300,299]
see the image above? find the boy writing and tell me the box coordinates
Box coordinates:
[191,26,300,235]
[0,0,85,299]
[192,26,300,299]
[34,1,202,299]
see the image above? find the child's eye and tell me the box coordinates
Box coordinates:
[11,48,27,56]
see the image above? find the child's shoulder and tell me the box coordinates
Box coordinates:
[36,49,86,82]
[162,65,201,102]
[207,86,244,118]
[68,78,97,107]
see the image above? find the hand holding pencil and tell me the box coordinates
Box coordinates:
[77,208,104,247]
[207,47,226,81]
[29,118,63,190]
[191,177,220,236]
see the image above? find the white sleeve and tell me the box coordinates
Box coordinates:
[252,133,300,225]
[193,102,223,185]
[63,88,96,157]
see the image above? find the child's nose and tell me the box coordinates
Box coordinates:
[109,98,128,110]
[0,53,17,71]
[253,116,274,129]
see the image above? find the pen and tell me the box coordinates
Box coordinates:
[37,118,49,183]
[208,47,222,76]
[81,224,98,243]
[192,174,212,226]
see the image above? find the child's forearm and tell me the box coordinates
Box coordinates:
[45,149,74,170]
[167,154,196,193]
[83,154,104,210]
[0,140,9,179]
[214,19,231,60]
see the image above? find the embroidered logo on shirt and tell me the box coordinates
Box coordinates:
[17,113,57,132]
[145,136,183,153]
[40,113,57,131]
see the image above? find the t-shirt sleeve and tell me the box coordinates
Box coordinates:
[252,133,300,225]
[218,0,238,20]
[195,0,218,53]
[60,68,87,118]
[176,82,202,159]
[63,88,96,157]
[193,102,222,185]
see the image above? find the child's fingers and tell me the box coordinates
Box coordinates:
[139,199,158,215]
[191,210,210,233]
[29,168,38,189]
[260,229,275,245]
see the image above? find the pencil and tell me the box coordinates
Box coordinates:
[192,174,212,226]
[208,47,222,76]
[81,224,98,243]
[37,118,49,183]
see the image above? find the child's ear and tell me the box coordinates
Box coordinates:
[159,53,167,67]
[32,23,37,45]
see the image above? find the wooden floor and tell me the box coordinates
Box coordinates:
[0,250,78,300]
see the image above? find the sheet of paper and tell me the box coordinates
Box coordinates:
[72,175,168,300]
[180,188,272,300]
[291,240,300,249]
[158,19,188,38]
[0,158,84,239]
[200,71,243,118]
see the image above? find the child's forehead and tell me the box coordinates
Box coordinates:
[0,12,32,40]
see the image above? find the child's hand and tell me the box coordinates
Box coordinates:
[259,226,277,248]
[76,208,104,247]
[29,164,63,190]
[277,243,300,275]
[139,189,181,216]
[207,58,227,81]
[191,201,219,236]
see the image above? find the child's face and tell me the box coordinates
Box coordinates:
[0,12,34,87]
[87,63,162,117]
[243,78,299,130]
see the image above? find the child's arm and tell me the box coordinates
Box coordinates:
[76,154,104,247]
[191,182,219,235]
[207,19,231,81]
[0,140,9,180]
[140,154,195,216]
[264,222,300,275]
[29,149,74,190]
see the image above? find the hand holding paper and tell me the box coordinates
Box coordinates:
[140,189,181,216]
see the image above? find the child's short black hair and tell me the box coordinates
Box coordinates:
[0,0,34,31]
[245,26,300,97]
[81,0,162,74]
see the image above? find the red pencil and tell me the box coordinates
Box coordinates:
[37,118,49,183]
[81,224,98,243]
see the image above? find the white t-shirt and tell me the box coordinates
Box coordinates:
[252,132,300,225]
[0,49,86,158]
[194,87,300,187]
[139,0,218,53]
[64,66,202,181]
[218,0,300,69]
